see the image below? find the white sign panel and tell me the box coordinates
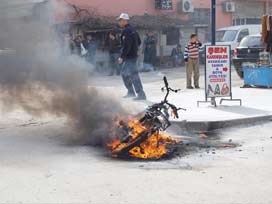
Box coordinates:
[205,45,231,98]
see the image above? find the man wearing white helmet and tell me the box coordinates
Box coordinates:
[117,13,147,100]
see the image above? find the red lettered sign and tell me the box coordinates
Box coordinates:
[205,45,231,98]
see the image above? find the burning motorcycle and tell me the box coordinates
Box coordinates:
[108,77,186,160]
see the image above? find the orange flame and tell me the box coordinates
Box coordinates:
[108,115,177,159]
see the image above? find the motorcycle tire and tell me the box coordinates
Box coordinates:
[112,130,155,157]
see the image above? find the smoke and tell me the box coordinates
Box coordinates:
[0,0,126,145]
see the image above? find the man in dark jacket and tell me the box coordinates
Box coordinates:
[143,31,157,71]
[83,34,97,70]
[108,31,121,76]
[117,13,146,100]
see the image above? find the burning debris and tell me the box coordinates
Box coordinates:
[108,77,186,160]
[108,115,178,159]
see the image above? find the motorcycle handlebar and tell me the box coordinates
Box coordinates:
[163,77,180,94]
[163,76,169,88]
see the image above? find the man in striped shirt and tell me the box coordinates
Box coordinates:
[184,34,202,89]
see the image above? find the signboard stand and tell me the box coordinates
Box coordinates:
[197,45,242,107]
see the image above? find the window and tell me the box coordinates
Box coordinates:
[216,30,238,42]
[155,0,173,10]
[233,18,262,26]
[189,8,210,22]
[216,30,226,42]
[246,18,261,24]
[240,36,262,47]
[235,19,240,26]
[237,29,249,42]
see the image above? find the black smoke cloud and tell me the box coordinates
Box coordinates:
[0,1,126,145]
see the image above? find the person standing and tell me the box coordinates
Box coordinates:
[117,13,146,100]
[143,31,157,72]
[171,44,184,67]
[73,35,83,56]
[108,31,121,76]
[184,34,202,89]
[83,34,97,70]
[62,33,75,55]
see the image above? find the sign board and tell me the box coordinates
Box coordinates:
[205,45,231,99]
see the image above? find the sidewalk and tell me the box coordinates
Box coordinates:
[92,67,272,131]
[144,83,272,132]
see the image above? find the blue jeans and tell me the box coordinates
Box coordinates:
[121,59,145,95]
[109,53,120,75]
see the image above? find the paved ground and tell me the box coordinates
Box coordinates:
[90,66,272,123]
[1,66,272,204]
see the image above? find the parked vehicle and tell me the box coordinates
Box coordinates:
[200,25,262,64]
[232,34,264,79]
[216,25,261,51]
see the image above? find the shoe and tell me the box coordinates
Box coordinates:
[133,93,146,101]
[187,86,194,89]
[123,93,136,98]
[195,86,200,89]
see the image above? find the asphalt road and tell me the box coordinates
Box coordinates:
[0,69,271,203]
[0,110,271,204]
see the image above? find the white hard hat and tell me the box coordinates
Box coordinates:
[117,13,130,20]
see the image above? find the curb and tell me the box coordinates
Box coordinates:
[172,115,272,132]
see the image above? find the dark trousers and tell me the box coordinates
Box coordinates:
[121,59,145,95]
[109,53,120,75]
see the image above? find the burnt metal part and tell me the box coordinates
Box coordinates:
[111,77,186,157]
[112,130,151,157]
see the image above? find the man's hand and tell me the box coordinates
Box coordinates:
[118,57,123,64]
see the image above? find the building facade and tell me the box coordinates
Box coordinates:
[62,0,270,41]
[2,0,270,44]
[3,0,269,67]
[53,0,269,67]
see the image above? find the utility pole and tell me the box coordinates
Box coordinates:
[211,0,216,45]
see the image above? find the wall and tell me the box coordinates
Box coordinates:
[60,0,271,29]
[234,1,265,18]
[65,0,181,16]
[192,0,232,29]
[192,0,267,29]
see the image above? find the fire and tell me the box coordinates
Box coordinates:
[108,115,177,160]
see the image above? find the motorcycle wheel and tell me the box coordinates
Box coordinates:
[111,130,155,157]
